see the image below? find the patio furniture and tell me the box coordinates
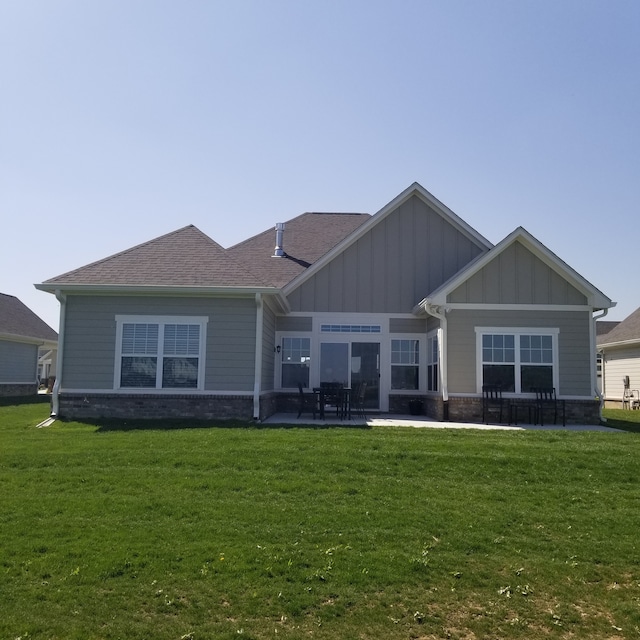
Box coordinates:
[297,383,317,419]
[533,387,565,426]
[352,382,367,420]
[624,388,640,410]
[482,385,504,424]
[315,383,350,420]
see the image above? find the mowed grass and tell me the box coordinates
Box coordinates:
[1,400,640,639]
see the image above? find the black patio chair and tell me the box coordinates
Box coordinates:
[297,382,317,419]
[533,387,565,426]
[482,385,504,424]
[352,382,367,420]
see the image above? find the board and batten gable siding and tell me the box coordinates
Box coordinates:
[287,195,487,314]
[0,339,38,382]
[61,295,257,392]
[448,241,587,306]
[601,345,640,400]
[447,309,593,396]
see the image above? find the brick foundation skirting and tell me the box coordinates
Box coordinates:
[58,393,256,421]
[0,383,38,397]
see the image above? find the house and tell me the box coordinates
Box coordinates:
[0,292,58,396]
[597,307,640,407]
[35,183,613,423]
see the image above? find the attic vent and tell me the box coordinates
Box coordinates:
[272,222,285,257]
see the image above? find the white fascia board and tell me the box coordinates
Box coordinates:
[425,227,614,310]
[0,332,54,346]
[34,283,280,297]
[598,338,640,350]
[283,182,494,297]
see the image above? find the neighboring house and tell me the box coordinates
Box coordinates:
[597,307,640,407]
[36,183,613,423]
[595,320,621,394]
[0,292,58,396]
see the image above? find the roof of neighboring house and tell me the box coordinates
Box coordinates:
[40,225,273,289]
[596,320,621,337]
[597,307,640,346]
[0,293,58,342]
[227,212,371,288]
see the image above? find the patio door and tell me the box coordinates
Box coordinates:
[320,341,380,410]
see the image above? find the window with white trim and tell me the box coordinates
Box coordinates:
[478,328,557,393]
[391,339,419,390]
[281,337,311,388]
[427,334,438,392]
[115,316,207,390]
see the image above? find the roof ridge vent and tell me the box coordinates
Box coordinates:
[272,222,285,257]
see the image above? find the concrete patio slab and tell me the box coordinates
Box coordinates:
[261,413,624,432]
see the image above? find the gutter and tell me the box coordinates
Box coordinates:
[253,293,263,420]
[418,299,449,420]
[51,290,66,418]
[592,308,608,423]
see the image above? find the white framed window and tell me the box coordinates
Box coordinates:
[280,336,311,388]
[391,339,420,390]
[115,316,207,390]
[476,327,559,394]
[427,334,438,392]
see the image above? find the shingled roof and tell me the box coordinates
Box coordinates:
[0,293,57,341]
[598,307,640,346]
[41,225,271,288]
[226,212,371,288]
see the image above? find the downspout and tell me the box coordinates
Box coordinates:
[253,293,264,420]
[423,302,449,421]
[51,290,66,418]
[592,308,608,423]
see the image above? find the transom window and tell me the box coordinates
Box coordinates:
[115,316,207,390]
[477,328,558,393]
[321,324,381,333]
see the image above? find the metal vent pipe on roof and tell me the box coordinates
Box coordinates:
[273,222,285,257]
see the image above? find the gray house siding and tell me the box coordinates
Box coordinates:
[261,298,277,392]
[0,339,38,382]
[449,241,588,306]
[276,316,313,332]
[447,309,593,396]
[389,317,426,333]
[287,195,487,314]
[62,295,258,392]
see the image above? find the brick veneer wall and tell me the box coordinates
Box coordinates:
[447,396,601,425]
[58,393,255,421]
[0,383,37,396]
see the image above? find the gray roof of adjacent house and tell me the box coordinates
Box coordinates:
[597,307,640,346]
[596,320,620,337]
[0,293,58,342]
[40,214,371,291]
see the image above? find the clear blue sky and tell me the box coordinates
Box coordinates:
[1,0,638,332]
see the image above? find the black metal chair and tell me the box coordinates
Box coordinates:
[352,382,367,420]
[297,382,317,419]
[533,387,565,426]
[482,385,504,424]
[320,382,345,419]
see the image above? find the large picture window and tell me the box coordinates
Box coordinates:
[116,316,206,390]
[391,339,419,390]
[478,328,557,393]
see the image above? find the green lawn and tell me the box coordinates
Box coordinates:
[1,399,639,639]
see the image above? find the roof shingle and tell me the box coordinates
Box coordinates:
[0,293,58,341]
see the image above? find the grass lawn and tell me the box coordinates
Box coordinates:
[1,399,640,639]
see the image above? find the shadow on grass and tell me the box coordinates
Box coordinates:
[0,394,52,407]
[76,417,372,433]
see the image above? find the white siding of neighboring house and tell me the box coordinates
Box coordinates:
[601,344,640,401]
